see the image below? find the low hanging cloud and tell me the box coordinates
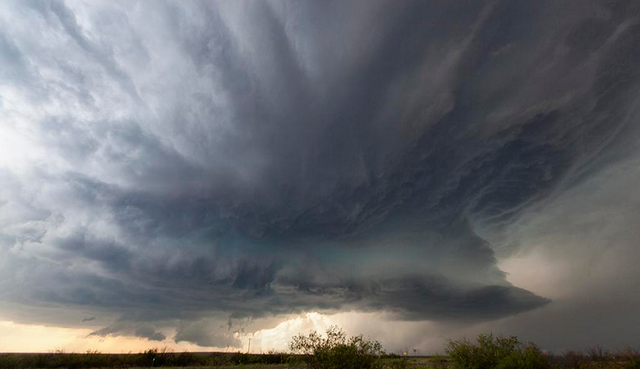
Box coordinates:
[1,0,640,349]
[174,319,241,348]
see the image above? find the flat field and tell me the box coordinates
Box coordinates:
[0,353,448,369]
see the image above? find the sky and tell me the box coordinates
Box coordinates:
[1,0,640,354]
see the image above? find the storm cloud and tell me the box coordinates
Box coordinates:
[1,0,640,349]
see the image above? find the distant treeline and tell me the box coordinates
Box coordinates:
[0,350,296,368]
[1,334,640,369]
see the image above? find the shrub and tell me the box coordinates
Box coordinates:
[446,333,550,369]
[496,344,551,369]
[560,350,586,369]
[289,325,385,369]
[617,347,640,369]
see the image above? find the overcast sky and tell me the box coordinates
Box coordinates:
[1,0,640,353]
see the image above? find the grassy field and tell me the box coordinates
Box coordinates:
[3,352,640,369]
[0,352,456,369]
[0,351,300,369]
[1,343,638,369]
[0,352,449,369]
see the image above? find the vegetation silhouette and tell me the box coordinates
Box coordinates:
[0,329,639,368]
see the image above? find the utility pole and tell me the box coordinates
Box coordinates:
[248,338,251,354]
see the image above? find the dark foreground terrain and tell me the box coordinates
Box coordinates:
[0,351,446,369]
[1,350,639,369]
[2,331,639,369]
[0,351,297,369]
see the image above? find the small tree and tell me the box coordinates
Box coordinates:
[289,326,385,369]
[617,347,640,369]
[446,333,550,369]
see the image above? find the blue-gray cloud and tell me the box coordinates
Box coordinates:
[0,0,639,348]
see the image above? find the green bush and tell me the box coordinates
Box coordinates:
[618,347,640,369]
[559,350,586,369]
[496,344,551,369]
[446,333,550,369]
[289,325,385,369]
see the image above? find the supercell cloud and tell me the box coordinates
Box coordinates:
[1,0,640,350]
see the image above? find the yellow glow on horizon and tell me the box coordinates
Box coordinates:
[0,320,208,353]
[1,311,440,354]
[0,313,367,354]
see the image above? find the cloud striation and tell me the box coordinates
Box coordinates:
[1,0,640,349]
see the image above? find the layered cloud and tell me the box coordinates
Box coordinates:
[1,0,639,349]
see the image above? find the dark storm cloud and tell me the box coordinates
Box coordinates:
[89,322,166,342]
[135,327,166,342]
[174,319,241,348]
[1,0,640,348]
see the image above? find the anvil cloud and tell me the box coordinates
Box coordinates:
[1,0,640,350]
